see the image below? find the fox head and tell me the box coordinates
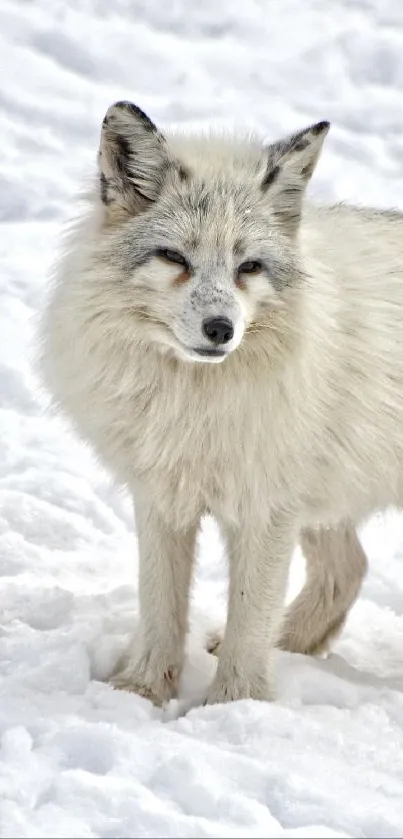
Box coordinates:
[97,101,329,363]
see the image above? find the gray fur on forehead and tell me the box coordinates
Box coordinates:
[157,166,269,221]
[153,189,269,254]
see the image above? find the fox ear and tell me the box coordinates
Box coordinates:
[98,101,169,217]
[262,121,330,232]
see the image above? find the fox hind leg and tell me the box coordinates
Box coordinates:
[278,522,367,655]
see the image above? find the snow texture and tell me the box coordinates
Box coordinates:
[1,1,403,836]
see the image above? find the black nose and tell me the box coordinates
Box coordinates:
[202,317,234,345]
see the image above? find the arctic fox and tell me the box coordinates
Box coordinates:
[42,100,403,706]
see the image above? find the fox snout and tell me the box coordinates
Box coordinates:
[172,296,244,363]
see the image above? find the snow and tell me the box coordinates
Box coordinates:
[1,0,403,835]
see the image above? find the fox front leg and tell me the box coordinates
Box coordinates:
[206,512,296,704]
[111,490,197,706]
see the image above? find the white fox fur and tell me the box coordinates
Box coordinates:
[41,101,403,706]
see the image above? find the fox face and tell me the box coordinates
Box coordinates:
[98,102,329,363]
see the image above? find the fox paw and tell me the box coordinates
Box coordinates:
[111,648,181,707]
[205,664,274,705]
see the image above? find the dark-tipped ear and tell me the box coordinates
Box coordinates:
[98,101,169,217]
[261,121,330,233]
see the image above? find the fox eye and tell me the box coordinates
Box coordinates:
[238,260,263,275]
[156,248,189,268]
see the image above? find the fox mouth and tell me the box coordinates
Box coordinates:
[176,344,229,363]
[191,346,227,358]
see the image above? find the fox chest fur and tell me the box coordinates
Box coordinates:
[53,333,309,529]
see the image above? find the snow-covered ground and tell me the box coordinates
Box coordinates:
[2,1,403,836]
